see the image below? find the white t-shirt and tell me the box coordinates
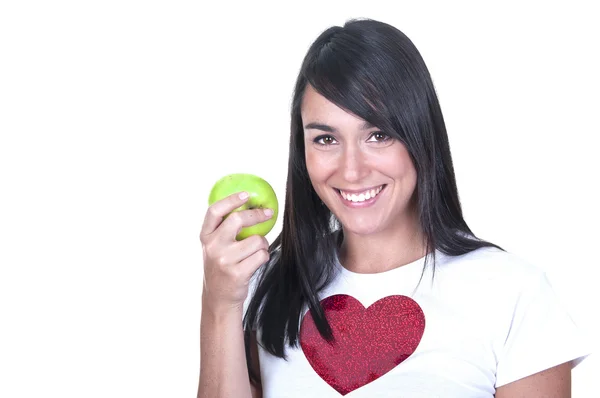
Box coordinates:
[245,247,591,397]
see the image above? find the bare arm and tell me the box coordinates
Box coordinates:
[198,299,264,398]
[495,361,572,398]
[196,192,271,398]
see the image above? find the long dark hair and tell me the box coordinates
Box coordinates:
[243,18,503,387]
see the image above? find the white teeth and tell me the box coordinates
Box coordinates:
[339,185,384,203]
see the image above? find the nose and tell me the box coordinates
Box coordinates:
[340,143,369,183]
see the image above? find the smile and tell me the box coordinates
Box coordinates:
[337,185,386,204]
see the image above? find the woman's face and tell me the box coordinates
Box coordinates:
[301,85,419,237]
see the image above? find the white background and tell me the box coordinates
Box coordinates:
[1,1,598,397]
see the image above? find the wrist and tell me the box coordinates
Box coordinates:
[201,293,244,321]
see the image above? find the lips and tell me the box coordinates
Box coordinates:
[337,185,386,203]
[332,185,387,210]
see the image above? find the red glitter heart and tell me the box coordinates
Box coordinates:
[299,294,425,395]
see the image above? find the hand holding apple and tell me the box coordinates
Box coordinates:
[200,173,278,309]
[208,173,279,240]
[200,188,274,311]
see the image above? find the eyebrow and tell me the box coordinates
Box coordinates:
[304,121,376,133]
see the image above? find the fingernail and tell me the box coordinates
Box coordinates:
[263,208,273,217]
[239,192,249,200]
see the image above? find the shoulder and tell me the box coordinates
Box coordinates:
[436,246,546,288]
[430,246,554,318]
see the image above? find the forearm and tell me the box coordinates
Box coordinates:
[197,300,251,398]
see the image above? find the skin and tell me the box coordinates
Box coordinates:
[301,84,426,273]
[495,361,572,398]
[197,192,273,398]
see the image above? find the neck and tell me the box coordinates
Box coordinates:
[338,211,427,274]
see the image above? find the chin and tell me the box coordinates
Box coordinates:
[337,218,385,236]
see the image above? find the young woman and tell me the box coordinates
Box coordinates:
[198,18,590,397]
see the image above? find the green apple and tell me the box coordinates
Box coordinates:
[208,173,279,240]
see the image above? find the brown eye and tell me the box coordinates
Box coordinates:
[368,132,391,143]
[314,135,337,145]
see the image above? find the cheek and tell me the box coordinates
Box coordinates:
[305,150,334,181]
[401,160,418,194]
[403,155,418,182]
[387,147,417,179]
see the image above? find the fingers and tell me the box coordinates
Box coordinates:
[221,235,270,267]
[199,191,273,309]
[218,208,274,241]
[237,246,270,279]
[200,191,249,240]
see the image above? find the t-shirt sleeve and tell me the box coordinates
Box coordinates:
[494,271,592,388]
